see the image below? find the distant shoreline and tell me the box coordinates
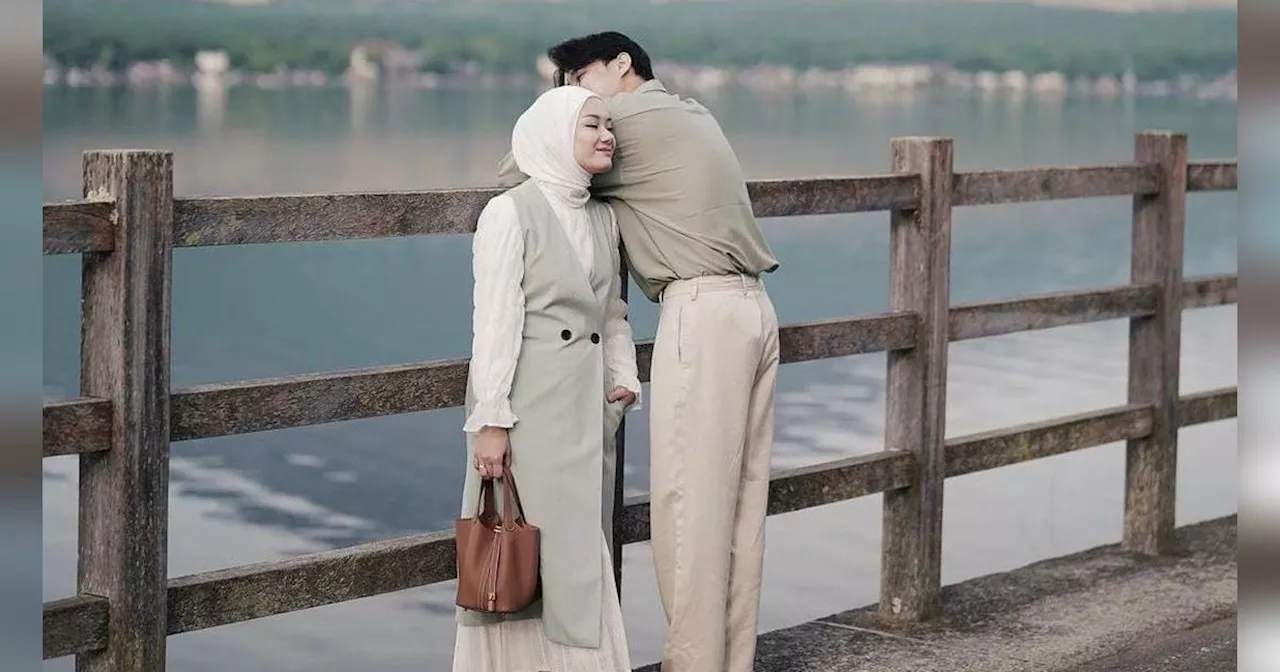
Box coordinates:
[44,61,1239,103]
[44,0,1238,97]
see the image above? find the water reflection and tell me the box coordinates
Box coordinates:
[194,76,226,134]
[40,88,1239,670]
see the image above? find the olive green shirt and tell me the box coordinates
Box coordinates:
[498,79,779,302]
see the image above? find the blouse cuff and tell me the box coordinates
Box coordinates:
[611,374,643,411]
[463,400,518,434]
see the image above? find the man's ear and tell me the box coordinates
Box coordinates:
[615,52,632,75]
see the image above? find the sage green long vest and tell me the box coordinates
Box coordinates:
[457,179,625,648]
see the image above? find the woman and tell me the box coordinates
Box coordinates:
[453,85,641,672]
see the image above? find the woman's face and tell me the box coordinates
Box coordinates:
[573,97,614,175]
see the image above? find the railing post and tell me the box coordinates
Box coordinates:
[78,150,174,671]
[1124,131,1187,555]
[880,137,953,622]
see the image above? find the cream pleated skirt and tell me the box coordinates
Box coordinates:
[451,530,631,672]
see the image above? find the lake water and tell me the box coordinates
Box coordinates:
[41,84,1239,670]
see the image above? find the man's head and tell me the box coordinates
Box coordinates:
[548,31,653,98]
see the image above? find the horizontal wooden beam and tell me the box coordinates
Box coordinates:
[618,450,915,545]
[945,404,1154,478]
[167,175,920,249]
[43,199,115,254]
[43,160,1239,254]
[173,188,499,247]
[768,450,916,515]
[161,449,914,634]
[43,594,109,659]
[169,358,469,441]
[950,284,1157,341]
[1186,160,1237,192]
[1182,274,1237,309]
[42,397,113,457]
[1178,387,1236,427]
[47,276,1237,449]
[170,313,917,441]
[952,163,1159,207]
[777,312,918,364]
[165,529,456,635]
[747,175,920,217]
[50,394,1231,641]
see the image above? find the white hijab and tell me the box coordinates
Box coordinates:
[511,85,600,209]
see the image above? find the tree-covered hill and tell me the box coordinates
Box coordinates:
[43,0,1238,81]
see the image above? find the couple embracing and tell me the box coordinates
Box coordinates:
[454,31,780,672]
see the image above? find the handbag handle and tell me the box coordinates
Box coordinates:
[475,466,529,529]
[476,478,500,528]
[499,465,528,528]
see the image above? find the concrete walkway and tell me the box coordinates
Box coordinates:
[1061,616,1236,672]
[635,515,1237,671]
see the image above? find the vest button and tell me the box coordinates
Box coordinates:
[561,329,571,341]
[590,333,600,344]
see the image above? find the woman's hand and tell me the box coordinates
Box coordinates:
[606,386,637,407]
[473,426,510,479]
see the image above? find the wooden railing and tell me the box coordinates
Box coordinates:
[41,131,1238,669]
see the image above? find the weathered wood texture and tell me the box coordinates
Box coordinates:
[166,529,456,635]
[950,284,1157,341]
[1182,274,1238,309]
[166,176,918,248]
[1186,160,1237,191]
[44,595,110,660]
[766,451,917,516]
[44,276,1235,453]
[43,385,1232,648]
[167,314,917,441]
[1124,131,1187,556]
[1178,387,1237,426]
[43,161,1236,255]
[173,189,499,246]
[746,175,920,216]
[163,450,915,635]
[952,164,1158,206]
[620,451,917,546]
[43,397,112,457]
[40,161,1233,256]
[169,358,469,440]
[44,200,115,254]
[77,150,174,672]
[881,137,953,622]
[777,312,918,362]
[945,405,1154,477]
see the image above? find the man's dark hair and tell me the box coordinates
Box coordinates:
[548,31,654,85]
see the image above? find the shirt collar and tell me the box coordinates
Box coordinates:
[632,78,667,95]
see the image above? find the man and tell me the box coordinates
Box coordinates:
[498,31,780,672]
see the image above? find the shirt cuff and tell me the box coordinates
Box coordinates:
[463,400,518,434]
[611,374,643,411]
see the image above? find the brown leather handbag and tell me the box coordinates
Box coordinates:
[455,467,541,613]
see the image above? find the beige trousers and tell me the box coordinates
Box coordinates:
[649,274,780,672]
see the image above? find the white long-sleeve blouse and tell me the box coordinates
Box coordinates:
[463,185,642,434]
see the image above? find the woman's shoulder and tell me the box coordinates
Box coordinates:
[480,193,519,219]
[483,192,517,211]
[476,194,521,237]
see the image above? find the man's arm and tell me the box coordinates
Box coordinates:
[589,158,626,198]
